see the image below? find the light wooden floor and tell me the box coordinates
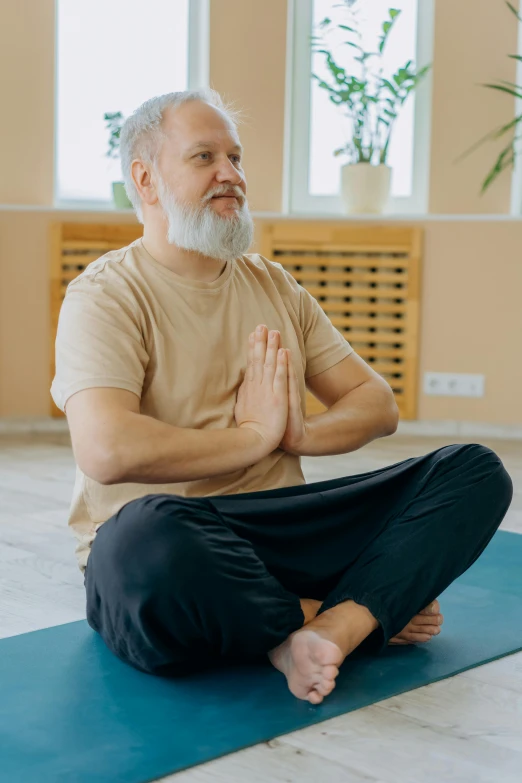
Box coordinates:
[1,431,521,783]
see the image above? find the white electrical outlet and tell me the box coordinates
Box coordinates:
[424,372,485,398]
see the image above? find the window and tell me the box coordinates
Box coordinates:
[55,0,208,206]
[285,0,434,214]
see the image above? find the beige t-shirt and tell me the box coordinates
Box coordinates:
[51,237,354,572]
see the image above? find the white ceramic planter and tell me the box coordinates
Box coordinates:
[340,162,392,214]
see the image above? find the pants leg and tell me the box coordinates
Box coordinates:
[317,442,514,653]
[85,442,513,676]
[209,443,513,654]
[85,494,304,676]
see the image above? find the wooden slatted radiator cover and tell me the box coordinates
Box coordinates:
[50,221,422,421]
[260,222,422,421]
[50,223,143,417]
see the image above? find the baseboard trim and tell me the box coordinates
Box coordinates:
[396,420,522,440]
[1,417,522,440]
[0,418,70,434]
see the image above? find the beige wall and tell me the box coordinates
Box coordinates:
[0,0,55,205]
[209,0,288,212]
[0,0,521,424]
[428,0,519,213]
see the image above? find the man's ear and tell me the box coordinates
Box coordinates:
[132,160,158,207]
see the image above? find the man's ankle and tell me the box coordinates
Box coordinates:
[299,598,322,625]
[306,600,379,654]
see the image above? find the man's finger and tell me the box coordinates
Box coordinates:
[246,332,255,381]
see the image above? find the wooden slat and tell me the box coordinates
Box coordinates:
[61,240,117,251]
[318,315,406,329]
[276,254,411,269]
[356,347,407,359]
[266,221,417,247]
[289,269,407,284]
[61,222,141,243]
[304,286,407,300]
[332,327,406,342]
[363,362,406,374]
[317,302,406,316]
[274,241,412,253]
[323,300,407,314]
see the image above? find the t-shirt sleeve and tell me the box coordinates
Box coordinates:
[274,262,354,379]
[50,279,149,413]
[298,284,354,378]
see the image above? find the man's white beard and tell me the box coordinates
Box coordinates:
[155,175,254,261]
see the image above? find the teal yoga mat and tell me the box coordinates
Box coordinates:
[1,530,521,783]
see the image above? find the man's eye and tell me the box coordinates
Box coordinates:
[231,155,242,164]
[198,152,211,160]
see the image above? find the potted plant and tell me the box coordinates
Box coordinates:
[312,5,430,214]
[104,111,132,209]
[459,1,522,194]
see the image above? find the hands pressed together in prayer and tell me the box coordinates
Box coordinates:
[234,324,445,649]
[234,324,310,456]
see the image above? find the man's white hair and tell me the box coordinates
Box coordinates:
[119,89,239,223]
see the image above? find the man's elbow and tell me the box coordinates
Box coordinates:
[73,445,121,485]
[384,399,400,435]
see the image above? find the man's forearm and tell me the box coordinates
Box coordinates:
[105,413,267,485]
[296,381,399,457]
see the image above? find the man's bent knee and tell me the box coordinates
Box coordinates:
[85,494,224,674]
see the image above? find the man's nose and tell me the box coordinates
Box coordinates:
[215,157,244,185]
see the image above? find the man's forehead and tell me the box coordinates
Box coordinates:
[162,105,241,152]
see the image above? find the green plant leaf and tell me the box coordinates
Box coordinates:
[456,112,522,162]
[498,79,522,90]
[506,1,522,23]
[482,82,522,100]
[481,140,515,192]
[380,77,399,96]
[378,7,401,53]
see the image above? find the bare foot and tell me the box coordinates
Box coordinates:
[269,630,343,704]
[389,599,444,645]
[269,600,379,704]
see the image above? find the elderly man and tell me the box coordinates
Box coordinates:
[51,89,513,705]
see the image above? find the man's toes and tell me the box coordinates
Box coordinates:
[308,690,324,704]
[412,624,440,636]
[315,678,337,697]
[420,599,440,616]
[410,632,434,643]
[321,664,339,681]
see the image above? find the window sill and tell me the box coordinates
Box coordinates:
[1,203,522,221]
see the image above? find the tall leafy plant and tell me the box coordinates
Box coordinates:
[312,4,430,166]
[461,1,522,192]
[104,111,125,160]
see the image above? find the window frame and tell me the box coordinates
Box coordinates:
[283,0,435,215]
[52,0,210,210]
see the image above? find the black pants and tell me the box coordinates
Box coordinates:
[84,443,513,676]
